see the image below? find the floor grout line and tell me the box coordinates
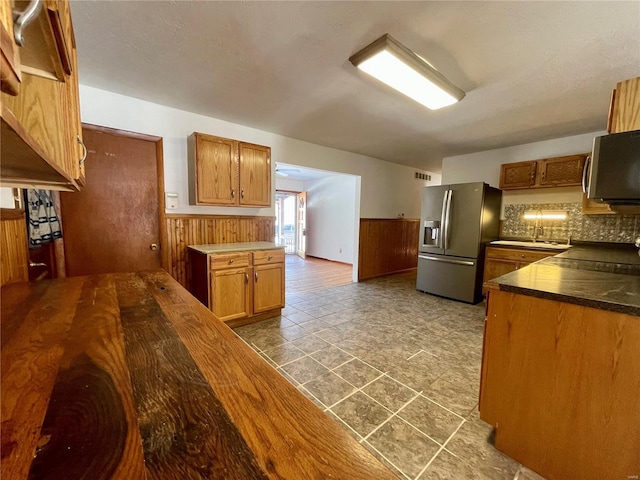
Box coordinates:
[414,419,466,480]
[236,276,491,479]
[361,440,413,480]
[362,392,420,442]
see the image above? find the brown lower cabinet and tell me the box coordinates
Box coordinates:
[189,248,285,327]
[482,246,558,293]
[480,290,640,480]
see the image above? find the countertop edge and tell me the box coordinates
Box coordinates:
[497,283,640,316]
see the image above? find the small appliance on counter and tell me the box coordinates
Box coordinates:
[416,182,502,303]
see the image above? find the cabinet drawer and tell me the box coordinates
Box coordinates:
[485,247,555,264]
[253,249,284,266]
[209,252,251,269]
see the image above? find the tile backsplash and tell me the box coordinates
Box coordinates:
[502,203,640,243]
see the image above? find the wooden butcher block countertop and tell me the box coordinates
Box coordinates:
[1,270,397,480]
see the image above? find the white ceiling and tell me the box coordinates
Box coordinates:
[70,1,640,173]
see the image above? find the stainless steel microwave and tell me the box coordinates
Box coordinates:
[586,129,640,205]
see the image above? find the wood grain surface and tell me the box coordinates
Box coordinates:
[358,218,419,281]
[0,215,29,287]
[1,270,398,480]
[480,290,640,480]
[165,214,274,289]
[60,127,162,276]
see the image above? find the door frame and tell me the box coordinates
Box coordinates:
[78,123,167,270]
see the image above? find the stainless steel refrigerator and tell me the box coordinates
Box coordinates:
[416,182,502,303]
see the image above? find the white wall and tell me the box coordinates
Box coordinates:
[79,85,439,219]
[441,131,606,214]
[305,175,358,265]
[274,177,305,192]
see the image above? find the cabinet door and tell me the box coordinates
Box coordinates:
[539,155,586,187]
[253,263,284,314]
[0,0,21,95]
[60,9,84,185]
[609,77,640,134]
[239,142,271,206]
[499,161,537,189]
[210,267,251,322]
[194,133,238,205]
[483,258,519,285]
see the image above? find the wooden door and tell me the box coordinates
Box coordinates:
[253,263,284,314]
[211,267,251,321]
[239,142,271,206]
[193,133,238,205]
[297,191,307,259]
[60,126,163,276]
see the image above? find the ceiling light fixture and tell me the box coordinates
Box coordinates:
[349,34,465,110]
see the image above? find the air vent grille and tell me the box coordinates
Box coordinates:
[415,172,431,181]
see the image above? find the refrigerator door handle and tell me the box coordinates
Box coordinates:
[444,190,453,250]
[439,190,448,248]
[418,254,475,266]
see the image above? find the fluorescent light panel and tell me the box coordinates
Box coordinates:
[523,210,568,220]
[349,34,465,110]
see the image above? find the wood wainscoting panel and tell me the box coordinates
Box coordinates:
[165,214,275,289]
[0,213,28,287]
[358,218,419,281]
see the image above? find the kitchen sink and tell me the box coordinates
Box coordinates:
[490,240,572,250]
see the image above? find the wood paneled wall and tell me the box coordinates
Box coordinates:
[164,214,275,289]
[1,212,28,287]
[358,218,419,281]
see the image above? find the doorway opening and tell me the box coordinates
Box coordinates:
[275,191,297,254]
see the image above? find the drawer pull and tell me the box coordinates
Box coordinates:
[78,136,87,166]
[268,255,273,260]
[520,254,525,258]
[228,259,234,264]
[13,0,43,47]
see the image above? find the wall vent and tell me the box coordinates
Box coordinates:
[415,172,431,181]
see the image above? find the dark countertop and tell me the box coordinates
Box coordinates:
[0,271,397,479]
[490,244,640,315]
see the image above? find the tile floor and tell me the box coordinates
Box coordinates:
[233,272,547,480]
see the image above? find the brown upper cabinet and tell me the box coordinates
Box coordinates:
[608,76,640,134]
[0,0,84,191]
[189,132,272,207]
[499,154,586,190]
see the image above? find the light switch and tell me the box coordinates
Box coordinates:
[165,192,179,209]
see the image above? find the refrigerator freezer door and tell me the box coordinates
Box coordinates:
[416,254,481,303]
[419,185,448,255]
[444,183,485,258]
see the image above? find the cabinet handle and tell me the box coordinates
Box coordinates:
[245,272,248,284]
[241,189,245,199]
[77,136,87,166]
[268,255,273,260]
[228,259,233,264]
[582,155,591,194]
[231,188,235,198]
[254,271,258,282]
[541,170,545,181]
[520,254,525,258]
[13,0,43,47]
